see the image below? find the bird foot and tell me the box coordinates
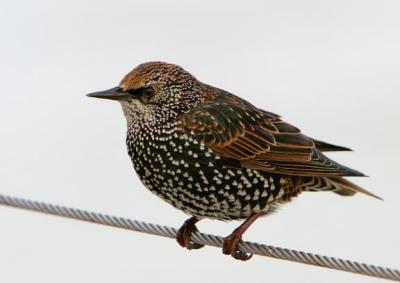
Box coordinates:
[176,217,204,250]
[222,233,253,261]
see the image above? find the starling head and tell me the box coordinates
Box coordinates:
[87,62,204,125]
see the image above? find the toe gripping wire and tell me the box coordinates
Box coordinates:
[0,193,399,281]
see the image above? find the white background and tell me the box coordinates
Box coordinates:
[0,1,399,282]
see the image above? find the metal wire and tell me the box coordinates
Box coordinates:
[0,193,399,281]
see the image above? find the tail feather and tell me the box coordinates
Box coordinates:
[300,176,383,200]
[330,177,383,200]
[312,139,352,152]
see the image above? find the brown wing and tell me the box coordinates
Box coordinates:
[177,94,364,177]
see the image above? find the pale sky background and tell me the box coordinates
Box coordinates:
[0,0,399,282]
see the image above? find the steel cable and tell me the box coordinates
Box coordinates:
[0,193,398,281]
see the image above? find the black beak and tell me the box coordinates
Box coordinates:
[87,87,131,101]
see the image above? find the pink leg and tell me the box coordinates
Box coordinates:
[223,213,263,261]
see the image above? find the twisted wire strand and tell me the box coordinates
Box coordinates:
[0,194,399,281]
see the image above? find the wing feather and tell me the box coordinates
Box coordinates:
[178,92,364,177]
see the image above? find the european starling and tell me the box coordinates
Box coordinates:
[87,62,380,260]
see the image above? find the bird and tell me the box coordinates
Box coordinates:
[87,62,381,261]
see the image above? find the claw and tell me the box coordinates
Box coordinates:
[222,212,263,261]
[223,234,253,261]
[176,217,204,250]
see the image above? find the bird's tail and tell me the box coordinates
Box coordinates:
[300,176,382,200]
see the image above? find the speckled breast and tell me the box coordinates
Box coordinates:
[126,121,285,220]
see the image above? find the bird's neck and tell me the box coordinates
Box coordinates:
[123,105,178,142]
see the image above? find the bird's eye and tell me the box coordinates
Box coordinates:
[142,88,154,97]
[140,87,155,103]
